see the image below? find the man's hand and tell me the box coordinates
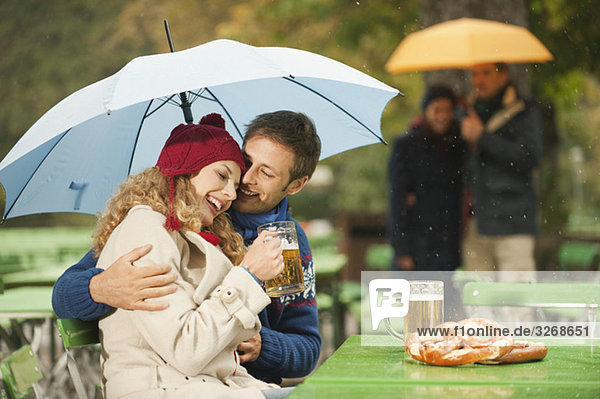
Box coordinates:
[236,334,262,363]
[395,255,414,271]
[89,244,177,311]
[461,108,485,145]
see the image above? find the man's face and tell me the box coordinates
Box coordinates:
[232,135,306,214]
[471,63,509,100]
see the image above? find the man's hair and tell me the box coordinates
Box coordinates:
[494,62,509,73]
[244,111,321,182]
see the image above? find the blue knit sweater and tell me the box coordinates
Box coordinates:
[51,199,321,383]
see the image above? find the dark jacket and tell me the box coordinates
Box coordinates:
[387,120,466,271]
[468,86,543,236]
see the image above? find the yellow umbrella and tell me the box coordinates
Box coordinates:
[385,17,553,74]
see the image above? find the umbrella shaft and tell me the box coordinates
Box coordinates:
[179,92,194,124]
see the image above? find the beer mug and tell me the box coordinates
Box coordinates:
[257,221,305,297]
[385,280,444,341]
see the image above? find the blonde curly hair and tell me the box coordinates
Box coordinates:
[93,167,246,265]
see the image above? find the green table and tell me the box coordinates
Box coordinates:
[289,335,600,398]
[0,286,66,396]
[0,286,55,320]
[0,286,56,351]
[1,266,66,289]
[0,227,92,273]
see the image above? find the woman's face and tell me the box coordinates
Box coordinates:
[190,160,241,226]
[424,97,455,135]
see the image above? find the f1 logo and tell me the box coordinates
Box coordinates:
[368,279,410,330]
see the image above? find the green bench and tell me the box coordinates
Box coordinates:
[463,281,600,322]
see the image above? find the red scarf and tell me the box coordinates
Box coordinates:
[198,232,220,246]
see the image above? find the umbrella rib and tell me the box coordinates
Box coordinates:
[282,76,387,145]
[127,100,155,176]
[204,88,244,141]
[186,89,205,103]
[145,95,177,119]
[2,129,71,221]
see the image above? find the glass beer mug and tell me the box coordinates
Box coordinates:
[257,221,305,297]
[385,280,444,341]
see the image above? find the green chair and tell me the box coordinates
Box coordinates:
[558,241,600,271]
[0,345,43,399]
[463,281,600,321]
[337,281,364,326]
[365,244,393,271]
[56,319,101,399]
[314,252,348,349]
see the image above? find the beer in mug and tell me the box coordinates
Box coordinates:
[403,280,444,336]
[257,221,305,297]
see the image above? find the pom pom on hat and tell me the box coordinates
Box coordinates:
[200,113,226,128]
[155,114,245,231]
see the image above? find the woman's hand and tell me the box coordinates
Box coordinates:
[241,231,284,282]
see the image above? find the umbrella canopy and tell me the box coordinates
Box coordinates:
[0,39,399,220]
[385,17,553,74]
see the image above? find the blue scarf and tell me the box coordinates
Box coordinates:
[228,198,290,241]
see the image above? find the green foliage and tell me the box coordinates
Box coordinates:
[220,0,421,215]
[529,1,600,230]
[529,0,600,77]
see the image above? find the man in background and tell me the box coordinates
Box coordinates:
[460,63,543,281]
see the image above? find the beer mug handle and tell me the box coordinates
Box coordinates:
[384,318,405,343]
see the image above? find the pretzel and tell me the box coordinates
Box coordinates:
[406,318,514,366]
[480,340,548,364]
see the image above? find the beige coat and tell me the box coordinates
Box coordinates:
[97,205,276,398]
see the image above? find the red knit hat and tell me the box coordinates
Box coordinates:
[155,113,245,231]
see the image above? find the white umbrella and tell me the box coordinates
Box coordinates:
[0,39,399,220]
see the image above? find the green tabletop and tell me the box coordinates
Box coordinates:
[1,266,66,289]
[0,227,92,273]
[289,335,600,398]
[0,286,55,319]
